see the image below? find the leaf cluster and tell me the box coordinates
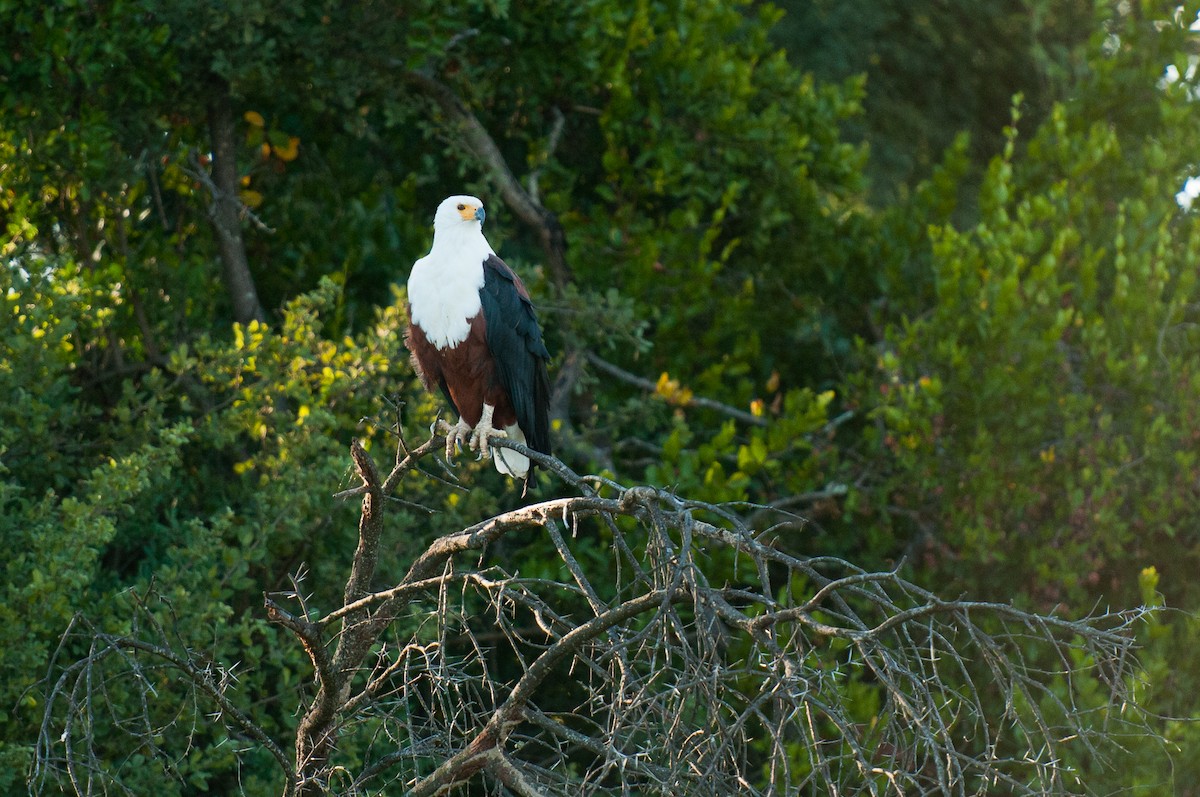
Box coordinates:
[4,0,1200,794]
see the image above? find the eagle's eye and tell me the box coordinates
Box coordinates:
[456,203,466,211]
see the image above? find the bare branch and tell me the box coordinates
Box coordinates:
[35,619,296,797]
[586,350,769,426]
[488,753,554,797]
[527,106,566,207]
[38,431,1157,797]
[201,81,268,324]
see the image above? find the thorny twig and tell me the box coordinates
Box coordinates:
[35,428,1158,797]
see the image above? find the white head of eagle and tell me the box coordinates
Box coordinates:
[405,195,552,482]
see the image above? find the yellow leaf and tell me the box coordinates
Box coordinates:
[243,110,265,127]
[1139,566,1160,602]
[273,136,300,162]
[240,189,263,208]
[655,371,693,406]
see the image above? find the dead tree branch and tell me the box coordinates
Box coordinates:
[36,425,1157,797]
[34,616,298,797]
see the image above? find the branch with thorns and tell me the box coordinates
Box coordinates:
[35,407,1159,797]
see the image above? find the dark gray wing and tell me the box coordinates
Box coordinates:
[480,254,552,456]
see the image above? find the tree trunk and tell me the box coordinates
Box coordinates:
[207,82,267,326]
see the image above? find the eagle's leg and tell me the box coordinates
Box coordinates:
[438,416,473,462]
[468,403,508,460]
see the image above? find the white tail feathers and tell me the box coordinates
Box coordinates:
[493,424,530,478]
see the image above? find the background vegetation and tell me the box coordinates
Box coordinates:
[3,0,1200,793]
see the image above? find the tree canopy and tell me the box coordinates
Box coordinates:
[4,0,1200,794]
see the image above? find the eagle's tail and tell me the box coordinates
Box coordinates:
[493,424,530,479]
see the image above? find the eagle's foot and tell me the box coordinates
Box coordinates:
[439,417,472,462]
[468,403,507,461]
[468,422,508,461]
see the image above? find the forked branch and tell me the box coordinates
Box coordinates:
[35,428,1156,797]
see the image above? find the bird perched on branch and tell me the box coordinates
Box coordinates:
[405,195,552,482]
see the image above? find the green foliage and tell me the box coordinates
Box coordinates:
[1122,567,1200,793]
[774,0,1097,205]
[851,5,1200,790]
[4,0,1200,792]
[0,251,417,789]
[868,75,1200,609]
[579,0,870,394]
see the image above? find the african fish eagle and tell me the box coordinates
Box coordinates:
[405,195,552,480]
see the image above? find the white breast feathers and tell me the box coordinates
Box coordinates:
[408,248,488,349]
